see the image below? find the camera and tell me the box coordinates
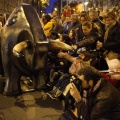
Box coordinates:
[70,75,82,93]
[62,75,82,111]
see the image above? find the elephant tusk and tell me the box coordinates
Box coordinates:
[13,40,29,57]
[13,49,24,57]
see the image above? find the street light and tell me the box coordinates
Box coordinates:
[54,8,57,11]
[84,1,89,11]
[84,2,89,6]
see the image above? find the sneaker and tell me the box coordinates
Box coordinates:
[47,91,58,100]
[55,89,62,98]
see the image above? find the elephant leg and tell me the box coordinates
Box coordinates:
[3,65,21,96]
[33,70,47,90]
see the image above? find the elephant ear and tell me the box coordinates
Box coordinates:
[48,40,72,52]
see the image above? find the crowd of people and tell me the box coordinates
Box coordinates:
[0,4,120,120]
[40,5,120,120]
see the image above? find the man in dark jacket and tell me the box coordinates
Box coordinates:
[60,66,120,120]
[50,16,64,39]
[97,11,120,59]
[68,14,81,33]
[89,10,105,38]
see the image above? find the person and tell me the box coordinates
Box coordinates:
[63,16,72,34]
[77,13,90,41]
[46,51,70,87]
[72,21,107,70]
[73,21,100,52]
[52,10,58,18]
[62,5,72,16]
[78,13,90,24]
[97,11,120,60]
[60,14,66,25]
[41,14,53,38]
[68,29,78,45]
[50,16,63,39]
[68,14,81,35]
[47,51,91,99]
[60,66,120,120]
[58,32,77,49]
[46,33,72,87]
[59,34,72,45]
[88,10,105,38]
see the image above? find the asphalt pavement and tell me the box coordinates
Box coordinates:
[0,90,63,120]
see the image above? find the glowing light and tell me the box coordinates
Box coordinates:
[84,2,89,6]
[54,8,57,11]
